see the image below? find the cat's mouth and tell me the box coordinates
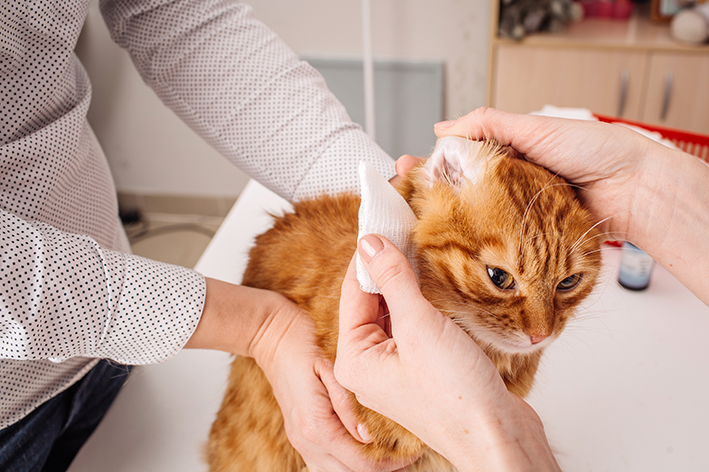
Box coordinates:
[454,317,553,355]
[492,332,554,354]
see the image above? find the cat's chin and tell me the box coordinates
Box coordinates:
[496,340,548,355]
[478,330,554,356]
[455,321,550,356]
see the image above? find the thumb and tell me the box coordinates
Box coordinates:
[358,234,442,337]
[434,107,530,150]
[395,154,425,178]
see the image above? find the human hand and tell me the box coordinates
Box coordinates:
[394,154,424,179]
[433,108,709,305]
[250,290,413,472]
[386,154,426,190]
[335,234,560,471]
[433,107,678,242]
[190,279,410,471]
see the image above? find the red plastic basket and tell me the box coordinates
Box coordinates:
[593,114,709,247]
[594,114,709,163]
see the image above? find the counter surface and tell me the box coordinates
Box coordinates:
[69,180,709,471]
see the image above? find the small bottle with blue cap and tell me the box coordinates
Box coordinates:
[618,241,655,290]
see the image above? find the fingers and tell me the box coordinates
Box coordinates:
[356,234,439,336]
[283,357,381,472]
[319,359,370,444]
[434,107,519,143]
[336,254,394,396]
[395,154,425,178]
[339,254,385,336]
[296,377,415,472]
[433,107,561,159]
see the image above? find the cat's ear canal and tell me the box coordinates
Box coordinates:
[421,136,488,190]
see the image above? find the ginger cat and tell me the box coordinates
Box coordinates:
[206,137,602,471]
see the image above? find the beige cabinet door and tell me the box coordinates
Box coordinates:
[641,53,709,135]
[492,45,647,119]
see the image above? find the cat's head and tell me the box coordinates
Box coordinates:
[405,137,602,356]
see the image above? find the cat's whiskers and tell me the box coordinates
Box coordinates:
[518,182,577,261]
[580,247,606,258]
[565,234,608,260]
[433,302,514,348]
[569,209,635,257]
[428,297,501,320]
[568,216,615,256]
[559,306,629,355]
[431,302,502,335]
[566,262,619,322]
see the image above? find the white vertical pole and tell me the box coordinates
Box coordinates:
[361,0,376,141]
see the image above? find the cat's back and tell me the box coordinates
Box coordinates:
[242,192,360,310]
[208,194,362,472]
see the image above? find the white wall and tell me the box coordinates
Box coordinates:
[76,0,491,198]
[248,0,491,116]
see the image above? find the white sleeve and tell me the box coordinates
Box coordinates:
[0,209,205,365]
[99,0,396,201]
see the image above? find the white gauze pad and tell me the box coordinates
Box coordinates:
[356,161,418,294]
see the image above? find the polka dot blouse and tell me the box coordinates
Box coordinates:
[0,0,395,429]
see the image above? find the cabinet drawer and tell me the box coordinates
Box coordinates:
[492,45,647,119]
[641,53,709,135]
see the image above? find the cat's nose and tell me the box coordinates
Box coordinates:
[529,334,548,345]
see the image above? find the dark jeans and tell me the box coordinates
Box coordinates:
[0,360,132,472]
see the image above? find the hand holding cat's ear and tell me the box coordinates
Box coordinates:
[434,107,540,156]
[433,107,645,239]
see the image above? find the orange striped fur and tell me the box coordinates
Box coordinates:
[206,141,602,472]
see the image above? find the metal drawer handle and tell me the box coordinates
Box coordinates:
[618,69,628,118]
[661,71,673,121]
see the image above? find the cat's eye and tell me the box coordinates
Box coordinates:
[557,274,582,291]
[487,267,515,290]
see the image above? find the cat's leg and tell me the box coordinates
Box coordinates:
[206,356,304,472]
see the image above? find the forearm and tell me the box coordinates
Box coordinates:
[184,277,299,361]
[185,278,266,357]
[100,0,395,201]
[629,144,709,305]
[0,209,205,363]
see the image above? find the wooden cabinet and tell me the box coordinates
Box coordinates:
[642,53,709,133]
[487,5,709,134]
[493,46,647,119]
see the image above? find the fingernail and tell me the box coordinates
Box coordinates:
[357,423,373,443]
[358,234,384,263]
[434,120,456,130]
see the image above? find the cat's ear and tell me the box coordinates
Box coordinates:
[421,136,489,189]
